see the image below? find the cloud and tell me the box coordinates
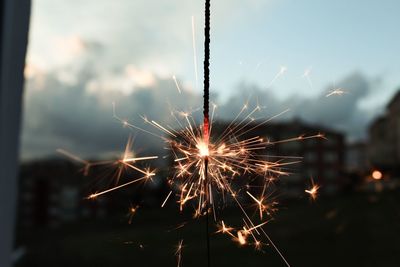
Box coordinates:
[21,62,202,160]
[21,56,376,161]
[294,72,372,139]
[86,65,157,95]
[218,72,374,140]
[21,0,386,161]
[28,0,273,78]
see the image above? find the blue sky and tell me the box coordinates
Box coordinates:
[27,0,400,102]
[210,0,400,102]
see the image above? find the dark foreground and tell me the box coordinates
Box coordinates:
[16,190,400,267]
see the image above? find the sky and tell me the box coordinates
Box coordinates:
[21,0,400,160]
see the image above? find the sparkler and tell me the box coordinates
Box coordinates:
[59,1,328,266]
[203,2,212,264]
[120,103,323,262]
[109,1,324,265]
[126,104,323,217]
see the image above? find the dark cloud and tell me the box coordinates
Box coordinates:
[21,66,202,160]
[218,73,374,140]
[21,66,376,160]
[293,72,372,139]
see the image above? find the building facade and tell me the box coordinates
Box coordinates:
[369,90,400,171]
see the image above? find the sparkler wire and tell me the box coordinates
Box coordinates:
[203,0,211,266]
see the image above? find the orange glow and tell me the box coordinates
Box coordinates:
[372,170,383,180]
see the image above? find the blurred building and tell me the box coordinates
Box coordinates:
[343,141,369,192]
[258,120,344,196]
[369,90,400,172]
[18,160,108,230]
[346,141,368,172]
[17,158,164,231]
[213,119,345,197]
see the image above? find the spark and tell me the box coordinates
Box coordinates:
[305,185,319,200]
[172,75,182,94]
[302,67,313,89]
[58,136,158,200]
[326,88,347,97]
[128,204,139,224]
[122,156,159,162]
[246,191,272,220]
[244,221,269,237]
[175,239,184,267]
[217,220,269,247]
[87,175,152,199]
[305,178,320,201]
[267,66,287,88]
[161,191,173,207]
[191,16,199,89]
[216,220,235,238]
[56,148,88,165]
[237,230,247,245]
